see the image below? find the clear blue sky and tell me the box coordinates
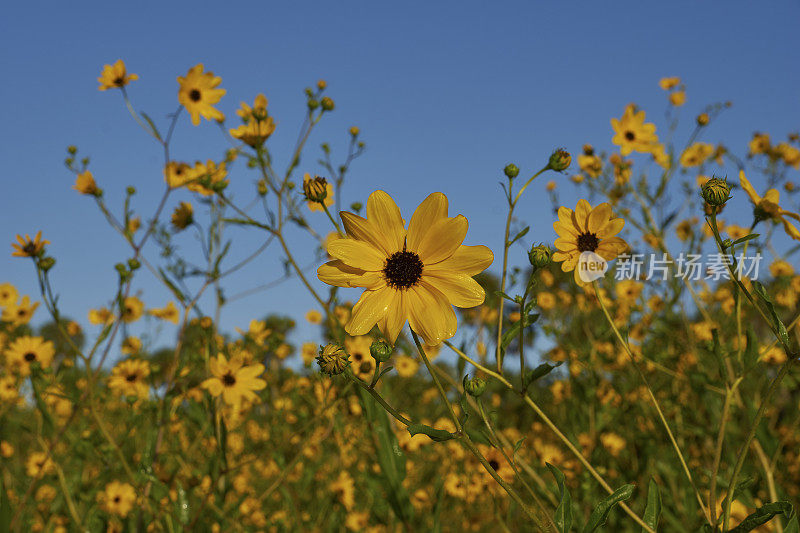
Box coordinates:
[2,1,798,363]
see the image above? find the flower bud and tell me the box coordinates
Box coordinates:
[303,176,328,203]
[307,99,320,110]
[696,113,709,126]
[316,344,349,376]
[67,145,78,155]
[321,97,335,111]
[127,258,141,271]
[701,177,731,207]
[548,148,572,172]
[463,375,487,397]
[349,126,359,136]
[317,79,327,90]
[39,257,56,272]
[369,340,393,363]
[504,164,519,179]
[528,243,552,269]
[257,179,269,196]
[350,202,363,212]
[126,186,136,196]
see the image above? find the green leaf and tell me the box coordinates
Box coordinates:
[752,281,791,348]
[494,290,519,303]
[742,328,759,372]
[730,233,759,247]
[582,484,635,533]
[642,478,662,532]
[140,112,163,141]
[431,478,445,533]
[546,463,573,533]
[407,424,455,442]
[525,362,562,387]
[508,226,530,246]
[728,501,794,532]
[465,428,492,445]
[784,514,800,533]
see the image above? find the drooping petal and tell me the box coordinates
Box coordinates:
[406,283,457,345]
[327,239,386,271]
[366,191,406,253]
[425,245,493,276]
[407,192,448,252]
[416,215,468,265]
[763,188,781,205]
[340,212,394,256]
[379,290,407,344]
[317,260,385,289]
[587,203,612,234]
[424,271,485,308]
[738,170,761,204]
[346,286,395,336]
[781,217,800,241]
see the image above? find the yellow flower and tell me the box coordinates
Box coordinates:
[108,359,150,399]
[177,64,226,126]
[317,191,493,345]
[88,307,114,325]
[748,132,771,156]
[600,432,626,456]
[303,173,334,212]
[776,142,800,169]
[552,200,628,285]
[0,283,18,308]
[201,354,266,406]
[394,354,419,377]
[148,301,180,324]
[164,161,192,188]
[236,94,269,121]
[770,260,794,277]
[611,105,659,155]
[186,160,228,196]
[229,119,276,147]
[669,90,686,106]
[344,335,375,380]
[0,376,19,402]
[679,143,715,167]
[659,77,680,90]
[121,296,144,323]
[126,216,141,235]
[11,231,49,258]
[99,481,137,517]
[301,342,317,366]
[73,171,101,195]
[171,202,194,231]
[329,471,355,510]
[1,295,39,326]
[0,441,13,458]
[97,60,138,91]
[577,145,602,178]
[739,170,800,240]
[305,309,322,324]
[121,336,142,355]
[25,451,54,477]
[5,336,55,376]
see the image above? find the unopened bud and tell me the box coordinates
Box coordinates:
[528,244,552,269]
[321,97,335,111]
[303,176,328,203]
[504,164,519,179]
[316,344,349,376]
[369,340,393,363]
[463,375,487,397]
[701,177,731,207]
[548,148,572,172]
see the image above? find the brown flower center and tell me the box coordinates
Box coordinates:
[488,459,500,471]
[383,251,423,290]
[114,77,124,86]
[189,89,202,102]
[624,131,636,141]
[125,373,138,383]
[24,352,37,362]
[577,232,600,252]
[113,496,121,503]
[222,372,236,386]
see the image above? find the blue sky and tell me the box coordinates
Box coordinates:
[1,1,798,364]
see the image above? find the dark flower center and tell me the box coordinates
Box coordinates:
[125,373,138,383]
[577,232,600,252]
[113,496,121,503]
[114,77,124,86]
[18,309,26,317]
[624,131,636,141]
[488,459,500,471]
[222,372,236,386]
[383,251,423,290]
[189,89,202,102]
[24,352,37,362]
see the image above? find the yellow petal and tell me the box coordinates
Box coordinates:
[763,188,780,205]
[424,271,485,308]
[554,220,580,239]
[424,245,493,276]
[379,290,407,344]
[557,206,574,225]
[574,200,592,232]
[327,239,386,271]
[587,203,612,234]
[596,217,625,239]
[340,212,393,256]
[366,191,406,253]
[416,215,468,264]
[201,378,223,397]
[738,170,761,204]
[406,283,457,345]
[237,364,265,380]
[317,260,385,289]
[407,192,448,252]
[596,237,628,260]
[346,286,395,336]
[781,217,800,241]
[554,237,578,252]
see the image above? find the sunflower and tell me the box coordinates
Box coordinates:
[177,64,226,126]
[164,161,192,188]
[317,191,493,345]
[394,354,419,378]
[610,105,659,155]
[99,481,137,517]
[303,173,334,212]
[679,142,715,167]
[11,231,48,258]
[739,170,800,240]
[552,199,628,286]
[344,335,375,381]
[148,301,180,324]
[171,202,194,231]
[5,336,55,376]
[121,296,144,323]
[1,295,39,326]
[73,171,100,195]
[108,359,151,400]
[0,283,18,308]
[186,160,228,196]
[97,60,138,91]
[230,116,275,147]
[201,354,266,406]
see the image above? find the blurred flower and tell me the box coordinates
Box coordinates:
[177,64,226,126]
[88,307,113,325]
[395,354,419,378]
[148,301,180,324]
[97,60,138,91]
[739,170,800,240]
[164,161,192,188]
[121,296,144,323]
[1,295,39,326]
[11,231,48,258]
[73,171,101,196]
[659,77,680,90]
[669,90,686,106]
[679,143,715,167]
[202,354,266,406]
[0,283,18,308]
[317,191,493,345]
[121,336,142,355]
[171,202,194,231]
[230,118,276,147]
[99,481,137,517]
[5,336,54,376]
[108,359,150,400]
[748,132,770,156]
[611,105,659,155]
[305,309,322,324]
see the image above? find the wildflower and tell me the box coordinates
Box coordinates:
[0,283,18,308]
[301,342,317,366]
[321,96,335,111]
[121,296,144,323]
[349,126,360,136]
[697,113,709,126]
[164,161,192,188]
[578,145,602,178]
[680,143,715,167]
[236,94,268,120]
[126,216,141,235]
[369,340,393,363]
[552,199,628,285]
[611,105,659,155]
[463,375,486,397]
[659,77,680,90]
[121,336,142,355]
[5,336,55,376]
[600,432,626,456]
[739,170,800,240]
[171,202,193,231]
[305,309,322,324]
[99,481,137,517]
[777,142,800,169]
[0,441,13,458]
[548,148,571,171]
[25,451,54,477]
[11,231,49,258]
[201,354,266,406]
[108,359,150,399]
[73,171,101,196]
[0,376,19,402]
[669,90,686,106]
[316,343,349,376]
[187,160,228,196]
[148,301,180,324]
[229,118,275,147]
[329,471,355,510]
[528,243,552,269]
[701,177,731,207]
[1,295,39,326]
[317,191,493,345]
[770,260,794,277]
[88,307,114,325]
[97,60,138,91]
[344,336,375,380]
[177,64,226,126]
[303,174,332,210]
[748,133,771,156]
[395,354,419,377]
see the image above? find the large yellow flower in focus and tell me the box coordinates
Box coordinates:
[552,200,628,286]
[739,170,800,241]
[177,64,226,126]
[317,191,493,345]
